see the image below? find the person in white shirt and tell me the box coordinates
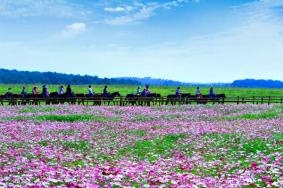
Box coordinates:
[58,85,64,95]
[136,86,141,95]
[88,85,94,97]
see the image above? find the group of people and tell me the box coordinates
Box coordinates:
[29,85,48,97]
[136,85,151,97]
[4,85,216,98]
[88,85,110,97]
[4,85,111,98]
[30,85,75,98]
[174,86,215,98]
[135,85,216,98]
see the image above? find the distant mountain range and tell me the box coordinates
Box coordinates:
[0,68,283,88]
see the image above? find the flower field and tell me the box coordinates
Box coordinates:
[0,105,282,187]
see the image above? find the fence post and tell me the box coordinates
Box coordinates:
[281,98,283,104]
[261,97,264,104]
[268,96,271,105]
[119,97,122,106]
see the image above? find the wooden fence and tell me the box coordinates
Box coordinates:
[0,96,283,106]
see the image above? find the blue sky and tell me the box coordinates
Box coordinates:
[0,0,283,82]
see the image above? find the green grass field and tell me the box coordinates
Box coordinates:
[0,84,282,97]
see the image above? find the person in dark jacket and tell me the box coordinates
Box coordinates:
[209,87,215,98]
[42,85,49,98]
[4,88,13,98]
[66,85,74,97]
[141,85,150,97]
[103,85,110,97]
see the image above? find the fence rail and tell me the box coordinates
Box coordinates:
[0,96,283,106]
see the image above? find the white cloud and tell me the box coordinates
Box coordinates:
[102,0,193,25]
[104,6,133,13]
[104,3,159,25]
[0,0,196,25]
[61,23,86,38]
[163,0,188,9]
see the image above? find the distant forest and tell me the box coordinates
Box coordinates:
[232,79,283,88]
[0,69,140,85]
[116,77,193,86]
[0,69,283,88]
[0,68,201,86]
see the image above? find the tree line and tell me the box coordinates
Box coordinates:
[1,69,282,88]
[0,69,140,85]
[232,79,283,88]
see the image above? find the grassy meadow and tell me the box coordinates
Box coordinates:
[0,84,283,97]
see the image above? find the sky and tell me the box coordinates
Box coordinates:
[0,0,283,83]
